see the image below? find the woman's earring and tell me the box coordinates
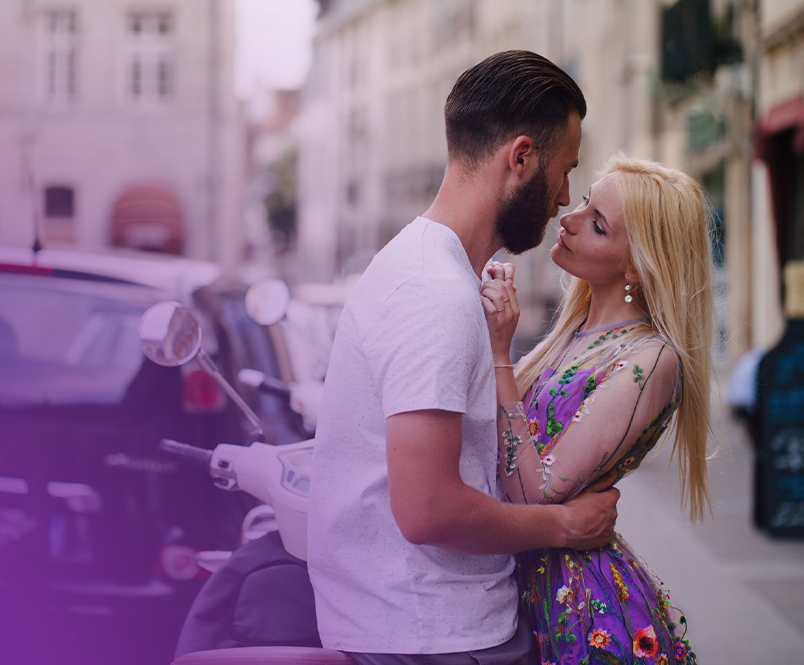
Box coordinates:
[624,282,633,304]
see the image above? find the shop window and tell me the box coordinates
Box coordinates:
[790,154,804,262]
[754,97,804,267]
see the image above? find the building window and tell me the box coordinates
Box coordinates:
[129,11,172,35]
[126,11,175,104]
[44,186,75,218]
[43,186,76,244]
[44,10,78,102]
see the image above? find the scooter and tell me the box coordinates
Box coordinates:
[138,297,352,665]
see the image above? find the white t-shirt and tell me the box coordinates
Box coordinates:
[307,217,517,654]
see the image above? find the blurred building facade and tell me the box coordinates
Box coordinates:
[753,0,804,343]
[0,0,244,268]
[661,0,804,357]
[242,88,302,274]
[295,0,804,356]
[296,0,664,340]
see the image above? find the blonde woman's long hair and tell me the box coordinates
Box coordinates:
[514,155,715,521]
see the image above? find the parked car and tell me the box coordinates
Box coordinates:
[0,246,306,665]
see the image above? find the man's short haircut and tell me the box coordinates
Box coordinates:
[444,50,587,171]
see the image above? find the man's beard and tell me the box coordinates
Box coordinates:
[496,165,553,255]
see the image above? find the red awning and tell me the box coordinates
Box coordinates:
[110,185,184,254]
[755,96,804,161]
[754,97,804,265]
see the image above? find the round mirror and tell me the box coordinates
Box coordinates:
[245,278,291,326]
[138,301,202,367]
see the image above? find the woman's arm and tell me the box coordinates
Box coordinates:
[496,340,681,505]
[480,266,679,507]
[480,272,545,502]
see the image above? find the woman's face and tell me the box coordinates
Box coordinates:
[550,171,631,285]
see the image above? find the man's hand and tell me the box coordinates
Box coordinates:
[560,485,620,550]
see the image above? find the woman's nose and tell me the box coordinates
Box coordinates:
[559,212,575,234]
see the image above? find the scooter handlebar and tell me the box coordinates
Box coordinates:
[238,368,291,399]
[159,438,214,469]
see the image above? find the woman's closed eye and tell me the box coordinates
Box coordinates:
[582,195,605,235]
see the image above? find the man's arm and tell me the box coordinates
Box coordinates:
[386,409,618,554]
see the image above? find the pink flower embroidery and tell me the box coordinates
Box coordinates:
[539,455,555,494]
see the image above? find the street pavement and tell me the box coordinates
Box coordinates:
[616,370,804,664]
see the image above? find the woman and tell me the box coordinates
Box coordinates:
[481,156,713,665]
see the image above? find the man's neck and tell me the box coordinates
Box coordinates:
[422,167,502,277]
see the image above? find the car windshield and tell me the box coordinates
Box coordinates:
[0,272,161,406]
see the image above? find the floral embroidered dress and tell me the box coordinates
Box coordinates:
[497,321,698,665]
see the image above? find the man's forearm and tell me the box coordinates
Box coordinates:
[387,409,618,554]
[396,481,572,554]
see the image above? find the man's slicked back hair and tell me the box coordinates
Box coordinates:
[444,50,586,171]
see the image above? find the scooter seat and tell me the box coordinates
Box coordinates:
[173,646,356,665]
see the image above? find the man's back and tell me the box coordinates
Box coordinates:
[307,218,517,654]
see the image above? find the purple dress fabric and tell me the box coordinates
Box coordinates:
[501,327,697,665]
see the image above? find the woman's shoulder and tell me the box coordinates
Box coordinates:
[620,333,683,398]
[591,329,681,382]
[633,333,681,366]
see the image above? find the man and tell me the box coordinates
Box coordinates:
[307,50,619,665]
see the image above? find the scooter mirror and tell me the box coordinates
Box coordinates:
[245,278,291,326]
[138,301,202,367]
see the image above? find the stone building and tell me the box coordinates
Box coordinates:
[0,0,244,268]
[752,0,804,345]
[658,0,804,355]
[295,0,670,339]
[296,0,803,357]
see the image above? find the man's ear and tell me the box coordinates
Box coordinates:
[508,135,535,176]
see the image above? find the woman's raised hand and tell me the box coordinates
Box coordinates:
[485,259,515,282]
[480,261,519,362]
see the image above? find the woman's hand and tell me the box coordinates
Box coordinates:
[481,261,519,362]
[484,259,515,283]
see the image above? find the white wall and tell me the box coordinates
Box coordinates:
[0,0,244,269]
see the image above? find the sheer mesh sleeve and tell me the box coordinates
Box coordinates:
[497,340,681,505]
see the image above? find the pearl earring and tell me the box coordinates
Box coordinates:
[625,282,633,304]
